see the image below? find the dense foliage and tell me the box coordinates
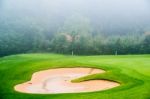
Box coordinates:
[0,14,150,56]
[0,0,150,56]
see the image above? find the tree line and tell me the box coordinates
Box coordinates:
[0,14,150,56]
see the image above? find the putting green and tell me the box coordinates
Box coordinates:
[0,54,150,99]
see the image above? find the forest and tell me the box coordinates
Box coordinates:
[0,0,150,56]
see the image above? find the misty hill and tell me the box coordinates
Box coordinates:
[0,0,150,56]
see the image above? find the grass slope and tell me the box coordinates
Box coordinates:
[0,54,150,99]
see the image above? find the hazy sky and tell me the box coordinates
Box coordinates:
[0,0,150,35]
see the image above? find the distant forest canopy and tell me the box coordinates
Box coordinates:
[0,0,150,56]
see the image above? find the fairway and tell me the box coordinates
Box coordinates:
[0,54,150,99]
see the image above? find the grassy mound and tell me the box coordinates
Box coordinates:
[0,53,150,99]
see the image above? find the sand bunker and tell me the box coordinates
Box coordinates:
[14,68,120,94]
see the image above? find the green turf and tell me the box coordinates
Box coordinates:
[0,53,150,99]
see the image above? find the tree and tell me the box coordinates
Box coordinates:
[141,34,150,53]
[51,13,92,55]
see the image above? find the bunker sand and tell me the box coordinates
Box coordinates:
[14,68,120,94]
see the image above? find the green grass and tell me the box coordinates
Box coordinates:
[0,53,150,99]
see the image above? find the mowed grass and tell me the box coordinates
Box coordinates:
[0,53,150,99]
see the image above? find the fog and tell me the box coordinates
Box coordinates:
[1,0,150,35]
[0,0,150,56]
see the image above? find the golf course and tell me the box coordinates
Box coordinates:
[0,53,150,99]
[0,0,150,99]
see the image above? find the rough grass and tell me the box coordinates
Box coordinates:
[0,53,150,99]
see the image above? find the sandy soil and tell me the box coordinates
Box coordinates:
[14,68,120,94]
